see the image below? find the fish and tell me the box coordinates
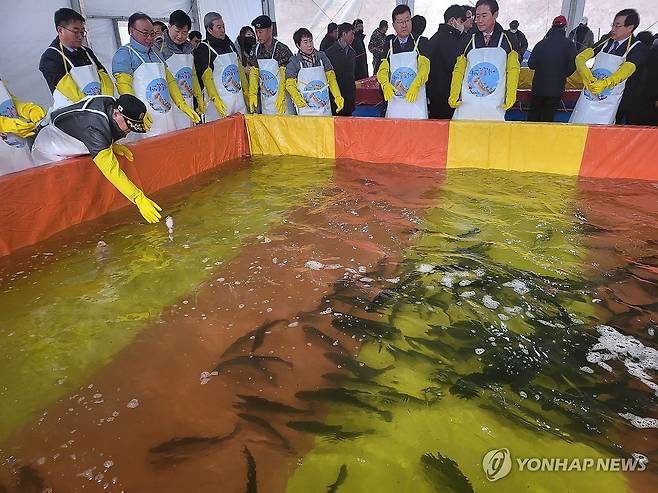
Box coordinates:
[457,227,481,239]
[213,355,293,384]
[365,288,400,312]
[295,388,392,422]
[222,319,288,356]
[237,413,292,451]
[234,394,310,414]
[326,464,348,493]
[243,446,258,493]
[323,352,393,380]
[303,325,349,354]
[15,465,45,492]
[286,421,366,440]
[421,452,474,493]
[150,424,240,455]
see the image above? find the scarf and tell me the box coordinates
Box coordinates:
[300,49,318,68]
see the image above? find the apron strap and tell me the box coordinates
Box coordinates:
[52,96,110,124]
[271,41,279,59]
[48,45,74,73]
[126,45,148,66]
[498,32,506,48]
[625,40,641,56]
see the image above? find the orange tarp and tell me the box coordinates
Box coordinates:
[0,116,247,257]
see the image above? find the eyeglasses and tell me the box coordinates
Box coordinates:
[60,25,87,37]
[132,28,157,38]
[394,18,412,25]
[611,23,626,28]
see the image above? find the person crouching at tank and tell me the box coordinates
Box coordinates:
[31,95,162,224]
[285,28,344,117]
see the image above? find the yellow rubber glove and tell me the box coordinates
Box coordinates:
[92,147,161,223]
[501,50,521,110]
[376,59,396,101]
[0,116,36,138]
[448,55,467,108]
[326,70,344,112]
[112,142,133,161]
[274,66,287,114]
[114,73,136,96]
[55,73,85,102]
[406,55,430,103]
[285,78,307,108]
[201,68,227,117]
[238,63,249,107]
[248,66,260,113]
[144,113,153,132]
[575,48,596,91]
[166,68,200,123]
[99,70,115,96]
[14,99,46,123]
[191,66,206,114]
[590,61,636,95]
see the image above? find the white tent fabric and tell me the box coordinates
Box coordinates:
[197,0,262,44]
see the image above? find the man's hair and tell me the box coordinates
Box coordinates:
[412,15,426,36]
[392,4,411,21]
[128,12,153,30]
[445,5,467,23]
[169,10,192,30]
[338,22,354,36]
[293,28,313,46]
[379,20,388,29]
[636,31,653,46]
[188,30,202,40]
[615,9,640,31]
[153,21,167,31]
[475,0,499,15]
[353,19,364,27]
[54,8,85,27]
[328,22,338,33]
[462,5,476,16]
[204,12,222,31]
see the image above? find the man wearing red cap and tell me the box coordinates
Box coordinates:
[526,15,577,122]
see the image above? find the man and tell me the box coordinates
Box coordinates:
[352,19,369,80]
[569,17,595,53]
[376,4,431,119]
[624,39,657,125]
[155,10,205,129]
[189,31,202,50]
[39,8,114,110]
[368,20,389,73]
[526,15,576,122]
[570,9,649,125]
[194,12,248,120]
[285,28,344,116]
[506,20,528,60]
[326,23,357,116]
[412,15,428,39]
[247,15,294,115]
[31,94,161,223]
[448,0,520,121]
[0,77,46,175]
[320,23,339,52]
[427,5,468,120]
[153,21,167,43]
[112,12,199,137]
[462,5,476,34]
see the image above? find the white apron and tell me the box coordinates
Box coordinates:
[569,40,641,125]
[385,38,428,119]
[47,46,101,110]
[256,42,295,115]
[166,52,195,130]
[204,42,247,121]
[0,79,34,175]
[296,60,331,116]
[128,46,176,138]
[31,96,109,165]
[453,33,507,121]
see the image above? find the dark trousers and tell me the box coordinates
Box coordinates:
[428,96,455,120]
[528,95,561,122]
[331,98,355,116]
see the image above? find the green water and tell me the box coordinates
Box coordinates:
[1,158,657,492]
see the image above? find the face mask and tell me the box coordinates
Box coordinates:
[244,36,257,53]
[449,19,465,33]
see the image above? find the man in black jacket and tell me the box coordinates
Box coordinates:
[352,19,369,80]
[326,23,357,116]
[506,20,528,60]
[427,5,468,119]
[527,16,576,122]
[320,23,339,52]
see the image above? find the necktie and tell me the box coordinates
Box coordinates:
[610,40,619,53]
[484,33,492,46]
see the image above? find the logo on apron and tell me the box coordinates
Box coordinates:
[303,81,329,108]
[467,62,499,97]
[584,68,613,101]
[82,81,101,96]
[391,67,416,97]
[145,77,172,113]
[175,67,194,98]
[0,98,25,148]
[222,64,242,93]
[259,70,278,97]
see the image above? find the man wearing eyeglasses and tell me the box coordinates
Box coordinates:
[39,8,114,111]
[112,12,200,138]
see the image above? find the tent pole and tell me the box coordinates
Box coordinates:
[561,0,586,34]
[71,0,93,49]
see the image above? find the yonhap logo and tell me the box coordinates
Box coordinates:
[482,448,512,481]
